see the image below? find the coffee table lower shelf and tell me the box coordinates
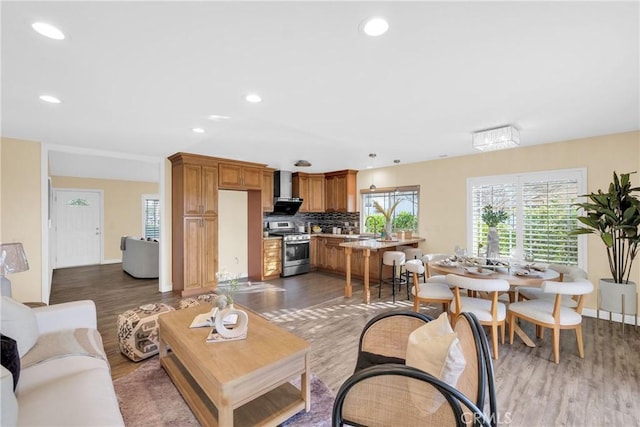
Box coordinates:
[161,353,306,427]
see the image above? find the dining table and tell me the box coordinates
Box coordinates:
[428,261,560,348]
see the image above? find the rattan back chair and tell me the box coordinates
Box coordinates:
[354,311,433,373]
[332,364,492,427]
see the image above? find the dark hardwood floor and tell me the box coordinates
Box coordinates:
[49,263,351,380]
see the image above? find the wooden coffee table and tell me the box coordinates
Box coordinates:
[158,305,310,427]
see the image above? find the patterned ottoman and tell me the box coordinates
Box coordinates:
[117,303,175,362]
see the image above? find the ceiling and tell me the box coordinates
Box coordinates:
[2,1,639,181]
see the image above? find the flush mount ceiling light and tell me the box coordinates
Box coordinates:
[245,93,262,103]
[192,127,205,133]
[208,114,231,121]
[32,22,65,40]
[361,17,389,37]
[472,125,520,151]
[294,160,312,167]
[39,95,61,104]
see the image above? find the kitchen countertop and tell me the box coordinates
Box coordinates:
[339,236,425,250]
[263,235,283,240]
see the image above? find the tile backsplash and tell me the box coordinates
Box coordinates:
[264,212,360,233]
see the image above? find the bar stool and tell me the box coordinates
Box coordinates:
[402,247,424,284]
[379,251,406,303]
[406,259,454,314]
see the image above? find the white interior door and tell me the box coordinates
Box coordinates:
[54,189,102,268]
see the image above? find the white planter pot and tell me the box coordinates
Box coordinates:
[599,279,638,315]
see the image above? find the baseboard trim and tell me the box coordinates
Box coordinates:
[583,308,639,326]
[102,259,121,265]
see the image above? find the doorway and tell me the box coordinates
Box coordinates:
[52,189,103,268]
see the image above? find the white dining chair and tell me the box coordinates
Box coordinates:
[421,253,451,285]
[407,260,453,313]
[508,279,593,364]
[517,264,587,308]
[446,274,510,359]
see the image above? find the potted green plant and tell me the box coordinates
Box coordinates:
[482,204,508,259]
[571,171,640,318]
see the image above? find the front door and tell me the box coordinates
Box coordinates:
[53,189,102,268]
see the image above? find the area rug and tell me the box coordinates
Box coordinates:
[113,357,333,426]
[217,281,286,293]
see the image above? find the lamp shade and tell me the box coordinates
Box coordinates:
[0,243,29,276]
[472,125,520,151]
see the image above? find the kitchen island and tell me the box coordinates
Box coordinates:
[340,237,426,304]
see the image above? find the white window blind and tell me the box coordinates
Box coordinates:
[468,169,585,267]
[143,195,160,239]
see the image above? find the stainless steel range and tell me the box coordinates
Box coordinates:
[268,221,311,277]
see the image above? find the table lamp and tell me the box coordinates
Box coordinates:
[0,243,30,297]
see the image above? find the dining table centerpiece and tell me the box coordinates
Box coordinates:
[482,204,508,259]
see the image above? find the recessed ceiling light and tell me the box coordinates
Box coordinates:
[192,128,205,133]
[39,95,61,104]
[32,22,65,40]
[362,17,389,37]
[245,94,262,103]
[208,115,231,121]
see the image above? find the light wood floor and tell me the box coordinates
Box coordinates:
[50,264,640,425]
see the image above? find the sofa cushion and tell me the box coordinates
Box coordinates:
[0,333,20,390]
[18,362,124,426]
[0,296,39,357]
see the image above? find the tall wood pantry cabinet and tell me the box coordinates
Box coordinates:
[169,153,219,296]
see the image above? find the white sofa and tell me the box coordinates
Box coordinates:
[0,297,124,426]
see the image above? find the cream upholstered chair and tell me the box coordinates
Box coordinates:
[422,253,451,285]
[446,274,510,359]
[402,247,425,283]
[407,260,454,313]
[508,279,593,364]
[517,264,587,308]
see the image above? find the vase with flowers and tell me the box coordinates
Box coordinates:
[214,269,248,338]
[373,200,400,240]
[482,204,508,259]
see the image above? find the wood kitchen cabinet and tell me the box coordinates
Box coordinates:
[262,238,282,279]
[169,153,219,296]
[293,172,325,212]
[325,170,358,212]
[218,161,263,190]
[262,168,275,212]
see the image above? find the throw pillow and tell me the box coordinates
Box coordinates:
[405,312,466,413]
[0,296,39,357]
[0,334,20,390]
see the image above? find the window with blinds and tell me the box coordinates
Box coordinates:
[143,195,160,239]
[467,169,585,267]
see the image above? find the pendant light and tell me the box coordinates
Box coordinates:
[369,153,377,190]
[393,159,400,193]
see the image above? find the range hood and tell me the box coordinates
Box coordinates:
[272,170,303,215]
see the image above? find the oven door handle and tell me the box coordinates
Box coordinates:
[285,241,310,245]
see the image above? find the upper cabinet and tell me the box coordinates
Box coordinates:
[218,161,263,190]
[325,170,358,212]
[169,153,218,216]
[262,168,275,212]
[293,172,325,212]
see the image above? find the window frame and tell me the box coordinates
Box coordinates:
[142,194,160,240]
[360,185,420,233]
[466,168,587,269]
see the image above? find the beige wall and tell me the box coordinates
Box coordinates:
[218,190,249,277]
[50,176,159,261]
[357,131,640,309]
[0,137,43,302]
